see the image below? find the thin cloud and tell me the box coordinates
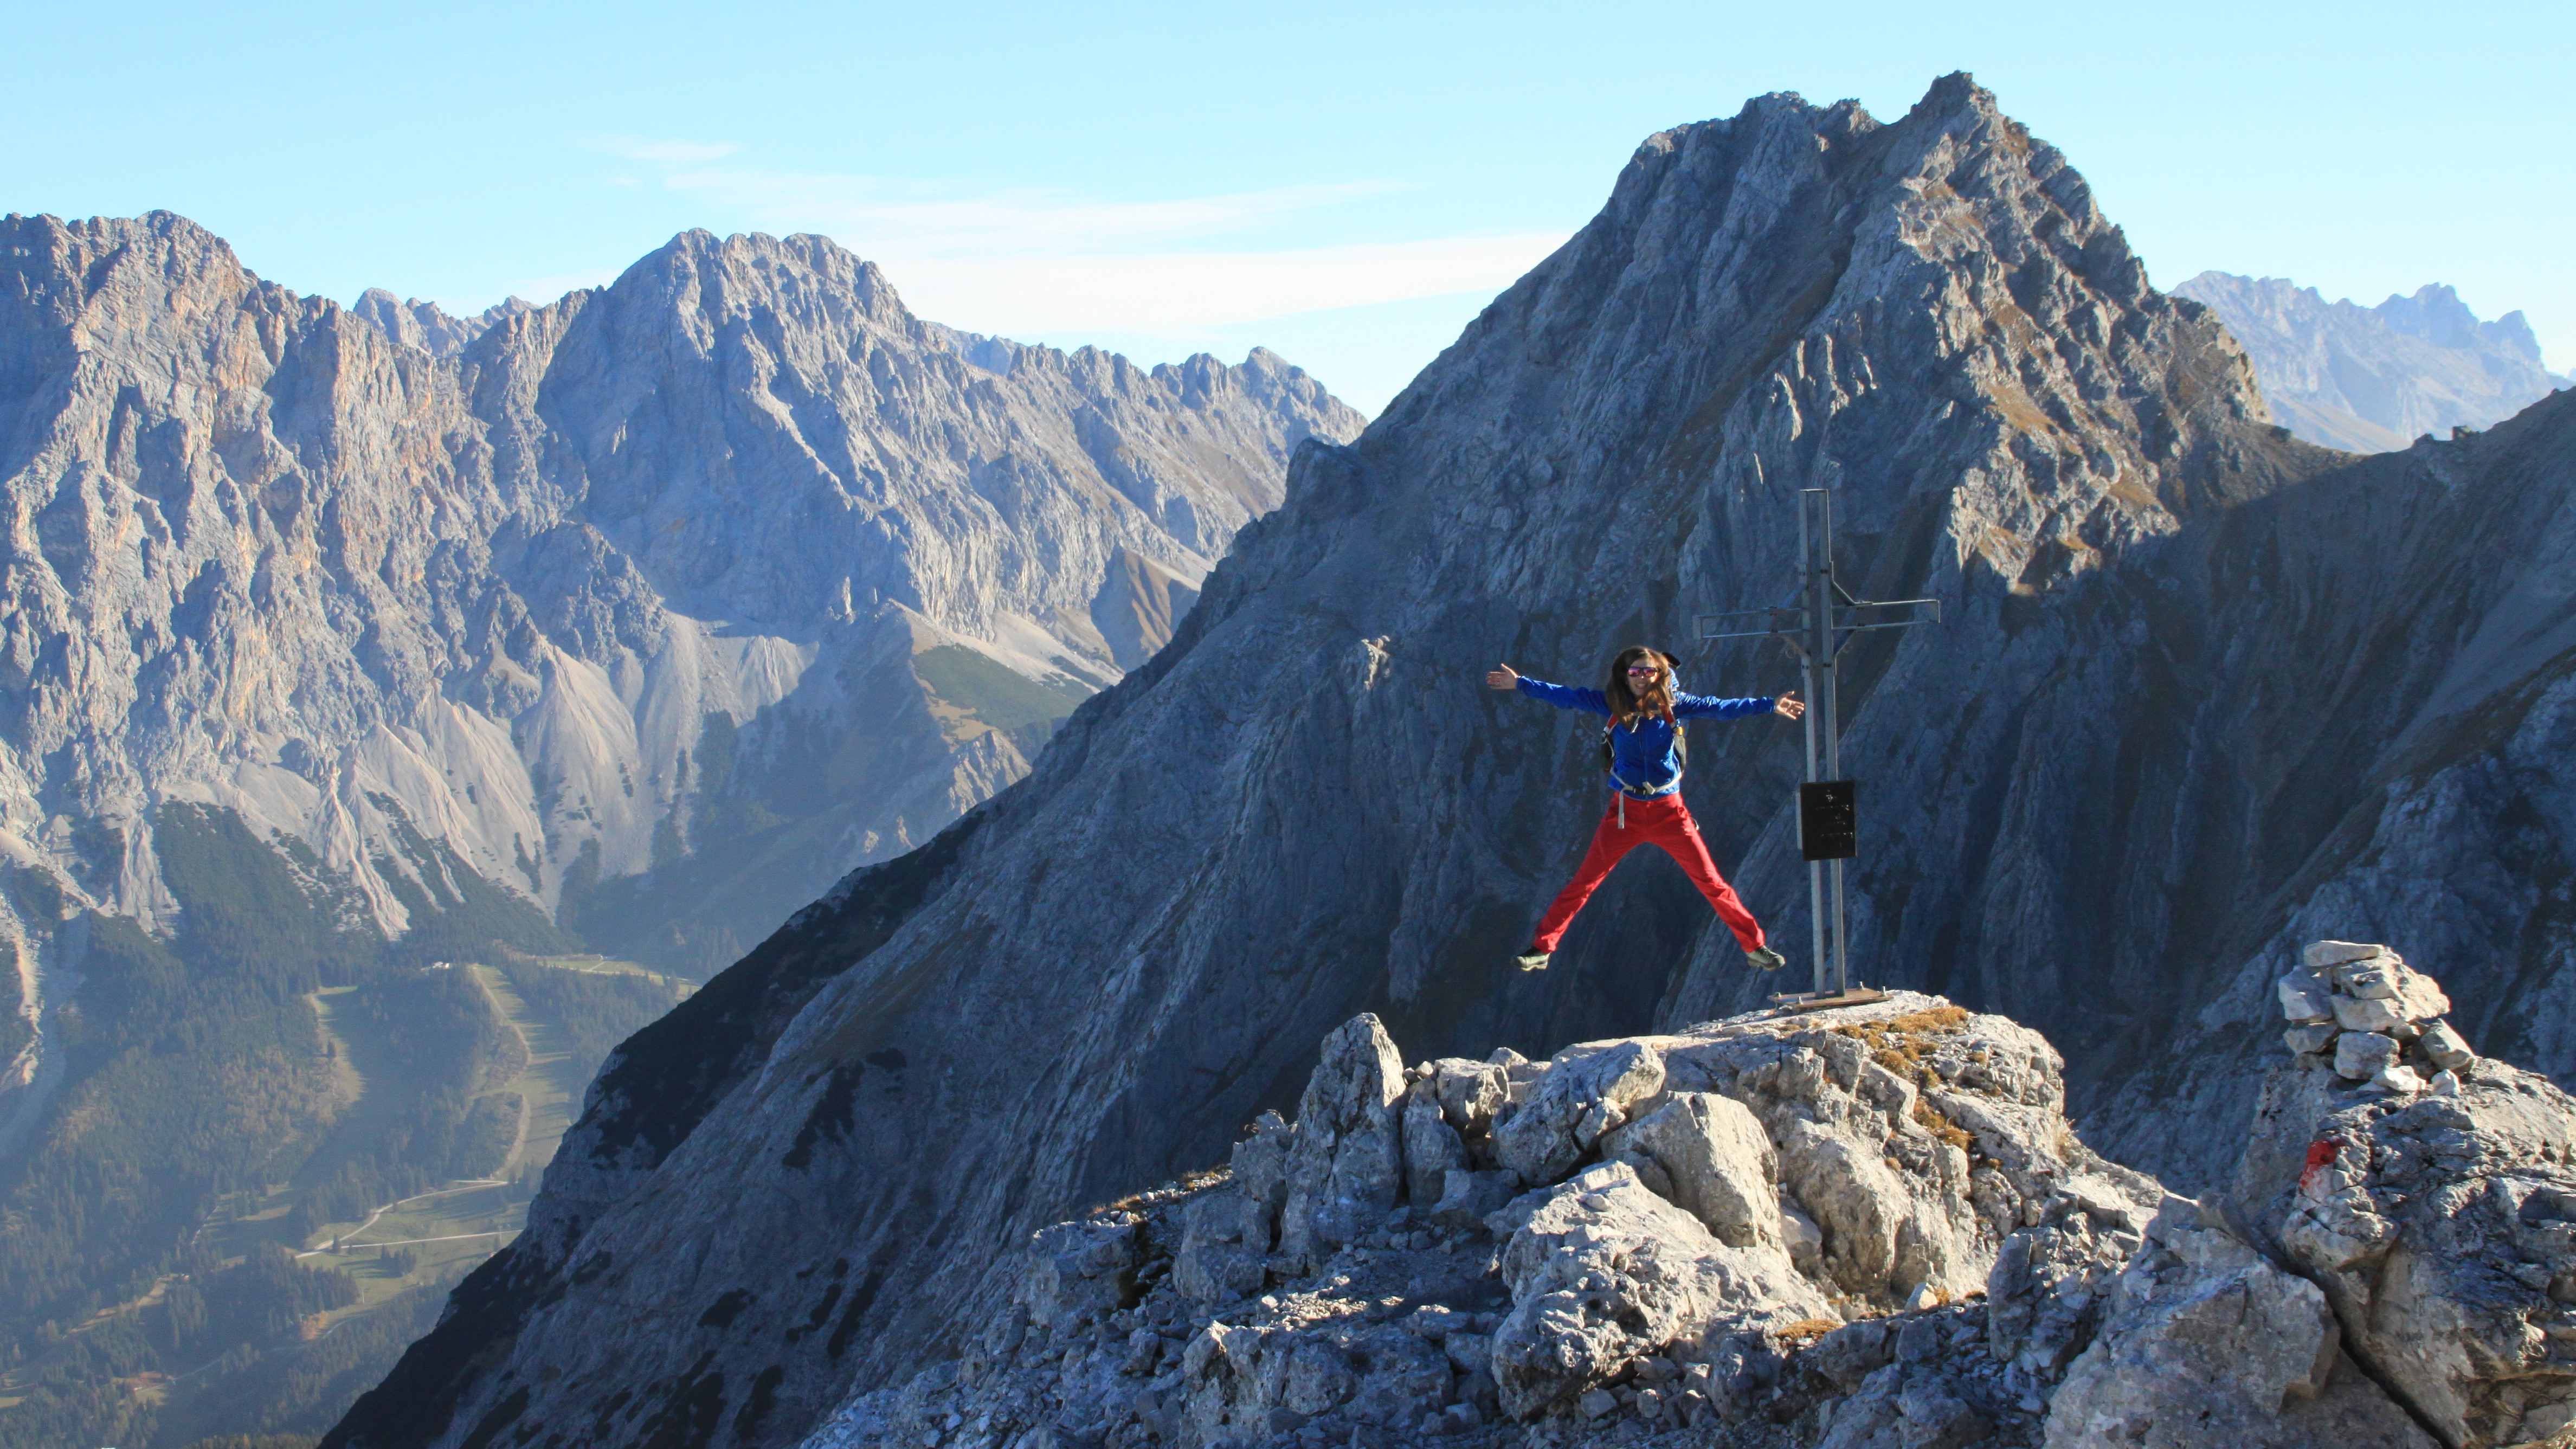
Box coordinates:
[660,168,1407,256]
[574,140,1571,334]
[886,233,1569,334]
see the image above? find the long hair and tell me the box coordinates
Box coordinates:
[1604,646,1678,729]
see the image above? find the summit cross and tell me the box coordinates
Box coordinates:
[1700,488,1941,1009]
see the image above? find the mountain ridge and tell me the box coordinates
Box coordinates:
[324,73,2366,1449]
[0,207,1358,1447]
[2172,269,2567,452]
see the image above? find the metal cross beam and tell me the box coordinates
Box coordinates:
[1697,488,1940,1008]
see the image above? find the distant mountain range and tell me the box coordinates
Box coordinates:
[2174,271,2567,451]
[0,212,1357,1446]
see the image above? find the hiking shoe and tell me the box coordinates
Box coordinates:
[1515,951,1552,973]
[1744,946,1786,972]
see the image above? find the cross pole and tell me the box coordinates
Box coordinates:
[1698,488,1940,1010]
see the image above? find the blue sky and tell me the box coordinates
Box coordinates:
[5,1,2566,415]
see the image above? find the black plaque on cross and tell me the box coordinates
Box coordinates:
[1798,781,1857,861]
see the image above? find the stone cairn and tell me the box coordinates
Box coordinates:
[2276,938,2477,1091]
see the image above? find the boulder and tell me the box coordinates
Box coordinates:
[2419,1020,2476,1072]
[2391,968,2452,1023]
[2253,1061,2576,1448]
[1276,1015,1408,1268]
[1422,1057,1508,1138]
[2303,941,2388,968]
[2283,1024,2338,1056]
[2278,975,2334,1022]
[1656,994,2152,1309]
[1489,1162,1829,1419]
[2332,994,2407,1034]
[2334,1031,2401,1080]
[1428,1169,1521,1230]
[1599,1092,1780,1247]
[2044,1200,2427,1448]
[1492,1039,1664,1185]
[1171,1190,1267,1304]
[1401,1096,1469,1207]
[1022,1218,1141,1332]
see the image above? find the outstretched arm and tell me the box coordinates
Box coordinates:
[1675,688,1807,720]
[1489,663,1608,714]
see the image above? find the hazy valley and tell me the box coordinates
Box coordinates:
[0,214,1357,1447]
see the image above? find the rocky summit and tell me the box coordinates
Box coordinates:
[802,939,2572,1449]
[325,73,2576,1449]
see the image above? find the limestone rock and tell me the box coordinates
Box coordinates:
[1170,1193,1267,1305]
[1422,1057,1509,1140]
[1652,994,2157,1309]
[1023,1219,1141,1334]
[2251,1060,2576,1448]
[1985,1204,2148,1377]
[1402,1096,1470,1207]
[2305,940,2395,969]
[2333,994,2407,1034]
[2335,1031,2403,1080]
[1277,1015,1409,1267]
[2279,975,2334,1022]
[2419,1020,2476,1072]
[2044,1200,2427,1448]
[1490,1161,1829,1419]
[1491,1039,1664,1186]
[2284,1024,2338,1055]
[1598,1091,1780,1247]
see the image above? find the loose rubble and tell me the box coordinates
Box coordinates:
[806,944,2572,1449]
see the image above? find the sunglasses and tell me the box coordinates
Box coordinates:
[1625,667,1663,677]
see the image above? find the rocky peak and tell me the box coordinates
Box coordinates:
[2172,269,2568,451]
[350,287,532,357]
[0,205,1357,946]
[801,941,2568,1449]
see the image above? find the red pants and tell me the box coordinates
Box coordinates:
[1530,793,1766,953]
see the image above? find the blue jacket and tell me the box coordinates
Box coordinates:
[1515,676,1774,797]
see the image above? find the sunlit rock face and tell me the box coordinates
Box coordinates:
[0,211,1358,971]
[2174,270,2568,453]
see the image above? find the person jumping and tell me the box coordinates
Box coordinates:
[1487,647,1804,973]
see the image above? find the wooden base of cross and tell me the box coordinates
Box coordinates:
[1766,985,1892,1015]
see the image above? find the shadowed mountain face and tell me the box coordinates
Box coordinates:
[2174,271,2568,452]
[324,73,2469,1449]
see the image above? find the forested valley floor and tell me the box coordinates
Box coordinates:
[0,804,690,1449]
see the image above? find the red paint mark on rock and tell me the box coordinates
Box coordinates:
[2300,1137,2344,1196]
